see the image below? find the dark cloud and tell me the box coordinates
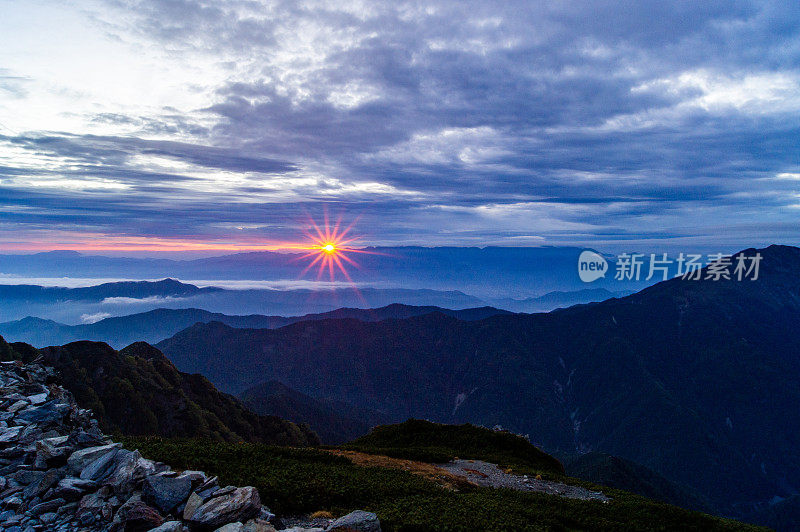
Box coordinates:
[1,0,799,247]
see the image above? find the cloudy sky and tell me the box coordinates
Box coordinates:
[0,0,798,253]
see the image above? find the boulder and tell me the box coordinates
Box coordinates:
[27,392,48,405]
[183,491,204,520]
[15,400,69,424]
[22,468,62,499]
[0,426,22,443]
[143,474,192,514]
[149,520,184,532]
[121,500,164,531]
[53,477,98,500]
[215,523,244,532]
[79,448,120,481]
[67,443,121,475]
[106,449,143,494]
[28,497,66,517]
[187,486,261,528]
[327,510,381,532]
[35,436,71,467]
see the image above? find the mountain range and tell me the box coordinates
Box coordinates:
[0,303,511,348]
[155,244,800,519]
[0,246,649,298]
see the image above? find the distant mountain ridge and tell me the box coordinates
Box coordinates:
[0,303,512,348]
[0,278,220,301]
[156,245,800,519]
[0,277,495,323]
[493,288,633,312]
[0,246,647,296]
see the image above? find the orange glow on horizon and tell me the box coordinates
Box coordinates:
[0,231,350,254]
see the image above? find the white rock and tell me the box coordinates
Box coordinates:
[27,393,48,405]
[67,443,122,475]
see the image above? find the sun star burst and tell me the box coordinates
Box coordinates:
[296,214,368,281]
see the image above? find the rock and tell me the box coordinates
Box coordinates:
[79,447,120,481]
[106,449,143,494]
[243,518,277,532]
[0,358,365,532]
[143,474,192,514]
[183,492,204,520]
[187,486,261,529]
[3,496,22,509]
[35,436,71,467]
[0,426,22,442]
[7,400,27,413]
[121,500,164,531]
[149,521,185,532]
[78,491,106,514]
[53,477,98,500]
[215,523,244,532]
[12,469,45,486]
[66,430,106,450]
[66,443,121,475]
[27,392,48,405]
[327,510,381,532]
[15,401,69,425]
[212,485,236,497]
[39,511,58,524]
[28,497,65,516]
[22,468,62,499]
[176,470,207,486]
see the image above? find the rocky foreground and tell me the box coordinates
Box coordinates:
[0,359,380,532]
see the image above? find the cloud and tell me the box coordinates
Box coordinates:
[80,312,112,323]
[100,296,185,305]
[0,0,798,248]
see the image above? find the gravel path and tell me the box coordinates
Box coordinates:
[440,459,611,503]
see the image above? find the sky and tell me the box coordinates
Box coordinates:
[0,0,799,253]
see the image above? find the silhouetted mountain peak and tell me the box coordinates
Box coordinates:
[120,341,170,363]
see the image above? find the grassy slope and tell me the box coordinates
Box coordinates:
[125,433,766,532]
[342,419,565,476]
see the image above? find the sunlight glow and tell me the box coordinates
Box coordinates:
[295,213,377,282]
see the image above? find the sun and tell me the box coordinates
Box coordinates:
[296,213,372,281]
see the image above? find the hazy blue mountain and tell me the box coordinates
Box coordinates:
[491,288,633,312]
[0,303,511,348]
[0,246,649,297]
[156,245,800,517]
[0,278,220,301]
[0,279,489,323]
